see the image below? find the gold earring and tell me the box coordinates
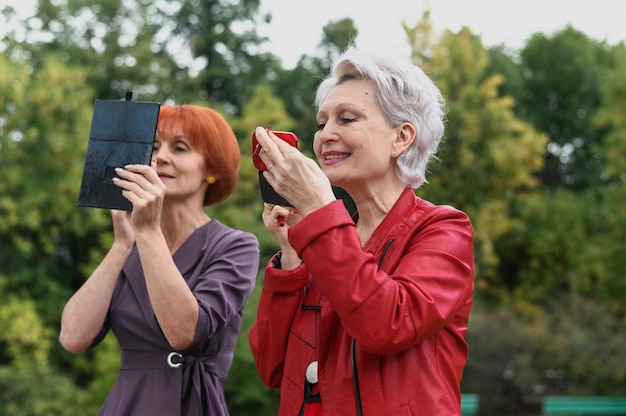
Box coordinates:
[207,176,216,184]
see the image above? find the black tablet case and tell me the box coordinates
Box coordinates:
[77,93,160,210]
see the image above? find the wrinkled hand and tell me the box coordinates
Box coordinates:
[112,159,165,231]
[262,203,304,269]
[262,203,303,241]
[254,127,335,216]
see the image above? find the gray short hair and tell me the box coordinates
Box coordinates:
[315,48,446,189]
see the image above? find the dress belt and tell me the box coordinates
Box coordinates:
[121,350,186,370]
[121,350,218,403]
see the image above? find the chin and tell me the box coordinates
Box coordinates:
[326,175,345,188]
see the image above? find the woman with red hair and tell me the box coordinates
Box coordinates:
[60,105,259,415]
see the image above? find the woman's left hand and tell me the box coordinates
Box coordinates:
[112,159,165,231]
[254,127,336,216]
[262,203,303,239]
[262,203,304,269]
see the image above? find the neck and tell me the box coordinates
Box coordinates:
[161,201,211,253]
[352,186,406,245]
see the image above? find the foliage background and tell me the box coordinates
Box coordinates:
[1,1,625,415]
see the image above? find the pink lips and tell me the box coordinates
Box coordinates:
[158,172,173,179]
[322,151,350,165]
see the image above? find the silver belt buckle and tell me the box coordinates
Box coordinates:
[167,352,183,368]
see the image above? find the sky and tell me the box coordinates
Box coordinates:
[5,0,626,69]
[258,0,626,68]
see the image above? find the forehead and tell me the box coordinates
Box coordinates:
[319,78,378,111]
[156,119,186,140]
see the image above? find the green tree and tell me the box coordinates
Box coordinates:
[518,26,613,189]
[0,52,108,315]
[0,364,98,415]
[318,18,358,67]
[2,0,281,108]
[0,53,115,411]
[495,188,626,309]
[0,52,115,389]
[592,43,626,315]
[3,0,183,102]
[462,295,626,415]
[0,295,51,367]
[172,0,281,113]
[595,42,626,182]
[405,22,548,298]
[486,44,525,106]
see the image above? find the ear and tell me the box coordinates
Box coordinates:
[392,122,416,157]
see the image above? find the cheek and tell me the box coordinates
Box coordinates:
[312,133,323,161]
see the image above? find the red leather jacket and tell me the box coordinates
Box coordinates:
[249,188,474,415]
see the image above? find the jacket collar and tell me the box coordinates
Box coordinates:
[361,188,426,254]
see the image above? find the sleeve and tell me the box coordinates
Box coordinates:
[248,253,310,388]
[289,201,474,355]
[190,230,260,348]
[88,317,111,349]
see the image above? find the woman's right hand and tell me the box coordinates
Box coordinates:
[111,209,135,249]
[254,127,336,216]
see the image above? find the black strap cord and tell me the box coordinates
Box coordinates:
[351,238,395,416]
[351,338,363,416]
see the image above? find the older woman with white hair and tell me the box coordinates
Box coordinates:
[249,48,475,416]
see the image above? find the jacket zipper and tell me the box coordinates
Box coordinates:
[352,238,395,416]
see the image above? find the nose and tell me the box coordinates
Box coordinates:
[315,123,337,145]
[313,124,336,160]
[152,146,170,163]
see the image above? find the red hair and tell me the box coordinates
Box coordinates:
[156,105,240,206]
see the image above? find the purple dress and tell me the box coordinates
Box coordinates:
[92,220,259,416]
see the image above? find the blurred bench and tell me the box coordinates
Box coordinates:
[542,396,626,415]
[461,393,479,415]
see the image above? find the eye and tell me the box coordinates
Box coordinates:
[340,117,357,124]
[316,123,326,131]
[172,140,190,152]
